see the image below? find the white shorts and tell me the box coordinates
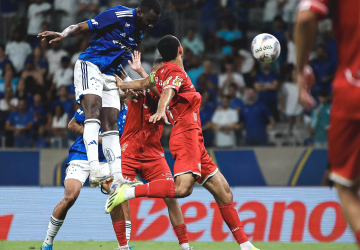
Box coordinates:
[64,160,110,186]
[74,60,120,110]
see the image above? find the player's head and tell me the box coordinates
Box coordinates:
[221,95,231,109]
[18,99,27,113]
[157,35,183,62]
[136,0,161,30]
[152,57,165,71]
[246,89,258,105]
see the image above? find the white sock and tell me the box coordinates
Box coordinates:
[180,243,190,250]
[43,216,64,245]
[84,119,101,172]
[125,221,131,243]
[102,131,122,181]
[124,187,135,200]
[239,241,254,250]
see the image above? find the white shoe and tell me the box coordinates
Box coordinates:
[117,245,129,250]
[89,168,113,188]
[109,179,143,195]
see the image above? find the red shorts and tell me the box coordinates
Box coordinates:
[169,129,218,185]
[122,156,174,182]
[328,118,360,186]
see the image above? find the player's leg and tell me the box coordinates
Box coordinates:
[101,88,122,184]
[74,60,110,187]
[41,161,87,250]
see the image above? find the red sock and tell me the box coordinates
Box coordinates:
[356,230,360,246]
[112,220,127,246]
[173,224,189,245]
[135,180,175,198]
[219,202,248,244]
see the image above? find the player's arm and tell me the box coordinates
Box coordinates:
[116,74,154,91]
[128,51,149,78]
[149,88,174,124]
[37,21,90,44]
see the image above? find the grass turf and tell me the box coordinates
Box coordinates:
[0,241,357,250]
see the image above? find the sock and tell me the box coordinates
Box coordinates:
[134,180,175,198]
[43,216,63,245]
[125,221,131,243]
[218,202,250,246]
[239,241,255,250]
[102,131,122,181]
[173,224,189,248]
[84,119,101,171]
[112,220,128,246]
[356,230,360,246]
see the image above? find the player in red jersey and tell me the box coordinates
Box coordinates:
[295,0,360,247]
[106,35,259,250]
[117,55,192,250]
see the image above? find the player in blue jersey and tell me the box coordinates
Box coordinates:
[37,0,161,188]
[40,104,132,250]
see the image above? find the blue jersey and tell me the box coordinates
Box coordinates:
[68,105,128,162]
[78,6,144,75]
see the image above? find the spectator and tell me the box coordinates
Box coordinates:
[310,45,336,98]
[48,104,69,146]
[51,56,73,95]
[228,83,244,113]
[0,0,17,41]
[20,57,44,87]
[310,90,331,148]
[5,29,32,73]
[54,0,78,30]
[29,93,47,128]
[45,41,69,77]
[281,68,303,134]
[0,87,18,112]
[187,56,204,84]
[233,0,256,37]
[218,56,245,97]
[51,86,75,117]
[271,16,289,66]
[197,60,218,87]
[217,16,242,55]
[0,62,19,94]
[0,44,10,76]
[77,0,100,22]
[181,29,205,57]
[322,28,337,66]
[240,89,275,146]
[262,0,279,30]
[5,99,34,147]
[212,95,239,148]
[254,63,279,121]
[33,47,48,76]
[27,0,51,47]
[198,0,218,37]
[196,74,217,106]
[200,90,215,147]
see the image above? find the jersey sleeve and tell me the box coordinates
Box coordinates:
[162,69,187,94]
[298,0,331,18]
[74,108,85,124]
[87,7,131,32]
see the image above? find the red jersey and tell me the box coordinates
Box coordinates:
[299,0,360,119]
[120,92,164,160]
[154,62,202,136]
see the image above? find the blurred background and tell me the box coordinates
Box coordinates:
[0,0,347,246]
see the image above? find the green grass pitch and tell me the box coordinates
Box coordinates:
[0,241,357,250]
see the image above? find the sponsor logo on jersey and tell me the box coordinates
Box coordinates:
[125,22,131,27]
[91,19,98,25]
[112,40,133,54]
[115,10,133,18]
[88,140,97,146]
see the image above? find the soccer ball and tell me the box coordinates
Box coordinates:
[251,33,281,63]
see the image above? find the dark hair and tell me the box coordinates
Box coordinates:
[2,61,16,77]
[61,56,70,63]
[158,35,181,62]
[0,44,5,51]
[153,57,165,65]
[139,0,161,15]
[317,44,326,51]
[228,83,237,89]
[222,95,231,100]
[224,55,234,65]
[53,104,65,117]
[319,90,329,97]
[274,15,283,22]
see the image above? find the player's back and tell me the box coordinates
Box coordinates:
[121,92,165,159]
[78,5,144,75]
[154,62,202,137]
[300,0,360,119]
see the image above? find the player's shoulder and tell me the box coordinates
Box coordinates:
[109,5,135,19]
[158,63,187,77]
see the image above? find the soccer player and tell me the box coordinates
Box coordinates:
[37,0,161,187]
[107,35,259,250]
[115,55,193,250]
[41,104,131,250]
[295,0,360,247]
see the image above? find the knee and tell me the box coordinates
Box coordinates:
[83,102,101,119]
[62,193,78,208]
[175,185,193,198]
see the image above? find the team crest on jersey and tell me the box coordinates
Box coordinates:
[91,19,98,25]
[155,77,158,82]
[172,76,183,87]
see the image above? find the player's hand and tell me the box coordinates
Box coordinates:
[128,51,143,73]
[297,65,316,111]
[37,31,64,44]
[124,89,140,102]
[149,111,171,125]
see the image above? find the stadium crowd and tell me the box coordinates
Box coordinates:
[0,0,335,148]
